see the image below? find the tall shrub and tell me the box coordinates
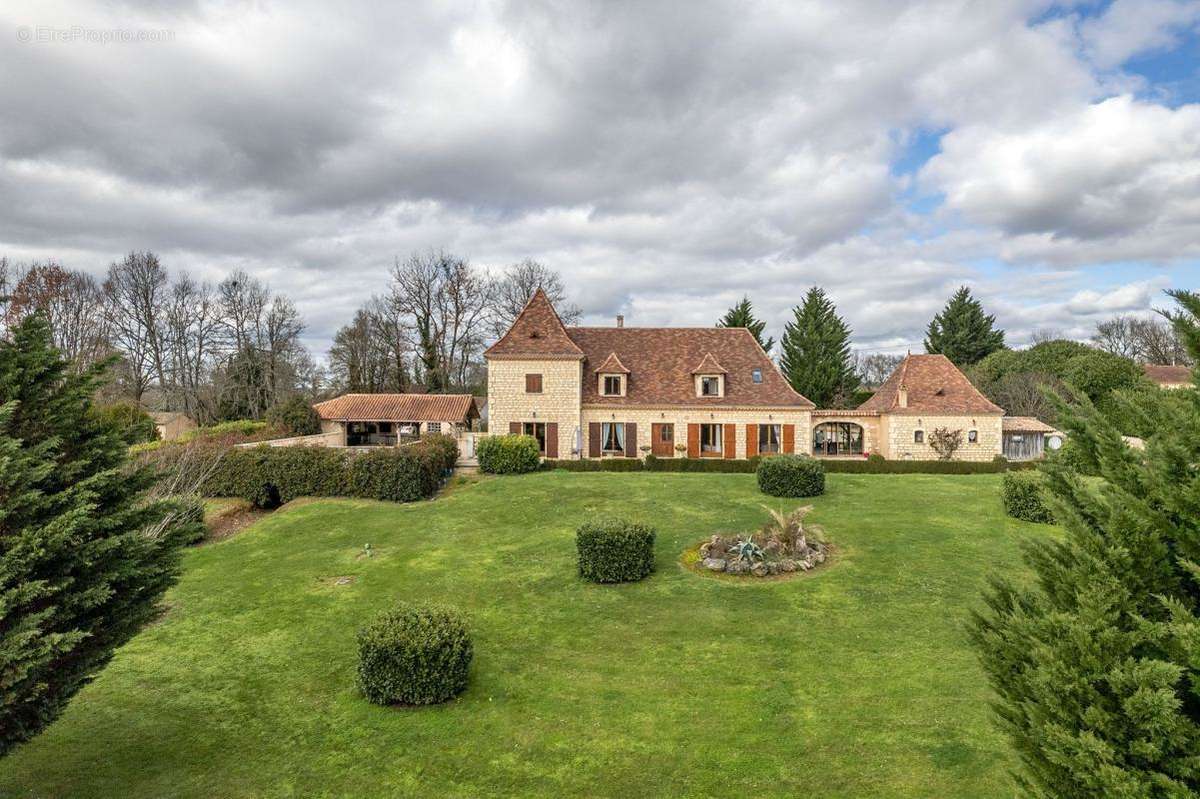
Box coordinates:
[477,434,540,474]
[756,455,825,497]
[969,289,1200,796]
[264,396,321,436]
[356,603,473,706]
[0,316,200,756]
[576,519,656,583]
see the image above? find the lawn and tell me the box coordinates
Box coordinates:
[1,472,1046,798]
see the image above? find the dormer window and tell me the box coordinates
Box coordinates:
[593,351,630,399]
[691,352,728,398]
[700,376,721,396]
[602,375,624,396]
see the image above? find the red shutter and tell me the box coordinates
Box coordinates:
[625,422,637,457]
[589,423,601,458]
[723,423,736,459]
[746,424,758,458]
[509,422,521,434]
[545,422,558,458]
[782,424,795,454]
[687,423,700,458]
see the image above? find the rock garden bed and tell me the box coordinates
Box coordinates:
[690,505,831,578]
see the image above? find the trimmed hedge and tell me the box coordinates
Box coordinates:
[542,456,1038,475]
[757,455,826,497]
[356,603,473,706]
[1001,470,1054,523]
[144,434,458,508]
[576,519,656,583]
[477,434,541,474]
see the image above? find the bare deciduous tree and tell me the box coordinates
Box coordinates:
[388,250,492,391]
[4,261,110,371]
[857,353,904,388]
[490,259,581,337]
[104,252,171,402]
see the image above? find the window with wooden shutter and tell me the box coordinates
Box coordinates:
[746,424,757,456]
[588,422,601,458]
[525,373,543,393]
[782,424,795,454]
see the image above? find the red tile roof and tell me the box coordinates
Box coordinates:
[690,352,728,374]
[484,288,584,359]
[593,351,631,374]
[1002,416,1057,433]
[859,354,1003,415]
[1143,364,1192,386]
[313,394,478,422]
[569,327,813,407]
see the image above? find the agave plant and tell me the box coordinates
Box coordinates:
[730,536,764,564]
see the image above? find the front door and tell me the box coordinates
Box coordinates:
[651,423,674,456]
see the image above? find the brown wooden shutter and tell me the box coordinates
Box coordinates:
[746,424,758,458]
[723,423,736,459]
[782,424,795,454]
[545,422,558,458]
[509,421,521,434]
[589,422,601,458]
[525,373,542,393]
[625,422,637,457]
[687,423,700,458]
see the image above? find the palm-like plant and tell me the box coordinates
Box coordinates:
[759,504,826,552]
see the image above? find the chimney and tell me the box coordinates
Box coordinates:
[897,386,908,408]
[616,314,624,328]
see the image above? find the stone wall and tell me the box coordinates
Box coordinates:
[882,413,1003,461]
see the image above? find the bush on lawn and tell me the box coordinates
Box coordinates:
[757,455,825,497]
[477,434,541,474]
[1000,470,1054,523]
[866,452,886,465]
[356,603,473,706]
[264,396,321,436]
[576,519,656,583]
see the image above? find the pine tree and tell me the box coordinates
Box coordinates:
[969,291,1200,796]
[717,296,774,354]
[924,286,1005,366]
[779,287,859,407]
[0,314,200,756]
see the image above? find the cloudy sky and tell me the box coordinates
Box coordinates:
[2,0,1199,357]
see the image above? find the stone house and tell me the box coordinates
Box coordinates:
[484,289,1031,461]
[151,411,197,442]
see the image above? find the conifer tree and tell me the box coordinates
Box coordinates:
[969,290,1200,796]
[717,296,774,354]
[924,286,1005,366]
[0,314,200,756]
[779,287,859,407]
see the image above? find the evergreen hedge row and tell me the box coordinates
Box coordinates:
[143,434,458,508]
[541,456,1036,475]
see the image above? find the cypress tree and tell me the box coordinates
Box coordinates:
[779,287,859,407]
[0,314,200,756]
[717,296,774,354]
[924,286,1005,366]
[969,291,1200,796]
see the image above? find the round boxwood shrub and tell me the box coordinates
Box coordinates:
[576,518,656,583]
[356,603,473,706]
[1001,470,1054,524]
[756,454,825,497]
[476,434,541,474]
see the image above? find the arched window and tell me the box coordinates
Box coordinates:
[813,422,864,456]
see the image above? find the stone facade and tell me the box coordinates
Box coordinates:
[487,357,583,457]
[580,406,813,459]
[881,414,1003,461]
